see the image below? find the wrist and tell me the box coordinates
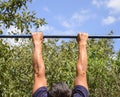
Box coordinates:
[34,44,42,52]
[78,39,87,43]
[34,43,42,49]
[79,41,87,46]
[33,41,42,45]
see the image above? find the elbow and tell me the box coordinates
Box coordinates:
[77,71,86,78]
[33,65,45,77]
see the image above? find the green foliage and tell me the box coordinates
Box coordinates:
[0,40,33,97]
[0,1,119,97]
[0,38,120,97]
[43,39,77,88]
[87,39,120,97]
[0,0,47,34]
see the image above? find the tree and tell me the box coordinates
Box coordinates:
[0,38,120,96]
[0,0,46,96]
[87,38,120,97]
[0,39,33,97]
[0,0,46,34]
[0,1,120,97]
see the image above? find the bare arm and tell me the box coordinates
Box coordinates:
[74,33,88,90]
[32,32,47,94]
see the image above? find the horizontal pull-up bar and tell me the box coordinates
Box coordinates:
[0,35,120,38]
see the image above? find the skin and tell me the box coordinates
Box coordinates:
[32,32,47,94]
[32,32,88,94]
[74,33,88,90]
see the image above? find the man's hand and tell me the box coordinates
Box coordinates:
[32,32,43,45]
[77,33,88,45]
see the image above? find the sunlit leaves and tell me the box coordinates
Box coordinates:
[0,0,47,34]
[0,38,120,96]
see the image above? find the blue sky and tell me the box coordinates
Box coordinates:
[27,0,120,51]
[7,0,120,51]
[28,0,120,35]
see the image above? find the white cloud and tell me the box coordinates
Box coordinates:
[107,0,120,14]
[92,0,120,25]
[43,6,50,12]
[118,17,120,20]
[102,16,116,25]
[61,21,71,28]
[79,9,90,14]
[71,12,90,23]
[92,0,108,7]
[39,25,60,35]
[39,25,76,36]
[92,0,120,14]
[39,25,55,34]
[57,9,95,28]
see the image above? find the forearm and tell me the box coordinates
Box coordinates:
[77,44,87,75]
[33,43,45,77]
[75,43,88,90]
[32,33,47,94]
[32,43,46,93]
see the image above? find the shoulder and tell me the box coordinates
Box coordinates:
[32,86,48,97]
[72,85,89,97]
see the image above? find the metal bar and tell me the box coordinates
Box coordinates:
[0,35,120,38]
